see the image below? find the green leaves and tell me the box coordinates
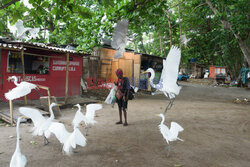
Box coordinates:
[0,0,248,75]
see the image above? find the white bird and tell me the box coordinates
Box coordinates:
[180,34,191,46]
[5,76,37,101]
[10,117,27,167]
[48,122,87,156]
[157,114,184,157]
[142,46,181,114]
[111,19,129,59]
[19,103,58,145]
[72,104,102,136]
[7,19,39,40]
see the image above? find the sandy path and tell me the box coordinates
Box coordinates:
[0,83,249,167]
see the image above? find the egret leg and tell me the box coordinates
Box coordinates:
[164,98,175,114]
[85,126,89,136]
[44,136,49,145]
[166,144,171,157]
[169,98,175,109]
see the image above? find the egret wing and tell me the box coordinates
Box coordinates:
[19,107,46,127]
[86,104,102,120]
[19,81,36,90]
[5,86,32,100]
[160,59,167,83]
[72,128,87,147]
[159,124,170,144]
[169,122,184,140]
[48,122,69,144]
[163,46,181,96]
[86,104,102,112]
[72,110,86,127]
[111,19,128,59]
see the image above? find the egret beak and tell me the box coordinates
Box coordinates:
[7,77,12,81]
[57,104,63,106]
[141,71,148,74]
[20,116,27,121]
[155,114,161,117]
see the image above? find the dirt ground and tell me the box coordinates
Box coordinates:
[0,82,250,167]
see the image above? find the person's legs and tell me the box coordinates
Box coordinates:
[116,100,123,124]
[123,108,128,126]
[123,100,128,126]
[117,107,123,124]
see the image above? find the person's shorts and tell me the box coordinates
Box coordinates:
[117,98,128,109]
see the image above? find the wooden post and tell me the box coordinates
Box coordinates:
[37,85,51,110]
[9,100,13,126]
[65,53,69,103]
[147,74,151,91]
[47,88,51,108]
[20,47,27,104]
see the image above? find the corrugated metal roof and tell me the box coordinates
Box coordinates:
[0,43,24,50]
[0,41,80,54]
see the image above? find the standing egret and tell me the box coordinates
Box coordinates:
[72,104,102,136]
[5,76,37,100]
[19,103,59,145]
[10,117,27,167]
[142,46,181,114]
[48,122,87,156]
[157,114,184,157]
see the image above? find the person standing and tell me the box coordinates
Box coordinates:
[115,68,130,126]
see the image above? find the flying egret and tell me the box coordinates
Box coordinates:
[48,122,87,156]
[157,114,184,157]
[111,19,129,59]
[142,46,181,114]
[5,76,37,100]
[180,34,191,46]
[7,19,39,40]
[72,104,102,136]
[19,103,59,145]
[10,117,27,167]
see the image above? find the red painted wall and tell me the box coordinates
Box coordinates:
[0,49,82,101]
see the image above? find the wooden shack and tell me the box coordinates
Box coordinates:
[91,45,141,87]
[209,66,227,78]
[0,41,84,102]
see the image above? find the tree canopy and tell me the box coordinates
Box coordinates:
[0,0,249,78]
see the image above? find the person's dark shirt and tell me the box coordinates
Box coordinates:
[116,77,130,95]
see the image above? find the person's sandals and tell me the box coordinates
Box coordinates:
[116,121,123,125]
[123,122,128,126]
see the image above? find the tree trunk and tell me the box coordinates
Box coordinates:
[178,5,182,49]
[158,31,163,56]
[166,9,172,48]
[205,0,250,66]
[139,35,147,54]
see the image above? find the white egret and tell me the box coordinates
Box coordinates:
[7,19,39,40]
[180,34,191,46]
[19,103,58,145]
[111,19,129,59]
[48,122,87,156]
[10,117,27,167]
[143,46,181,114]
[5,76,37,100]
[72,104,102,136]
[157,114,184,157]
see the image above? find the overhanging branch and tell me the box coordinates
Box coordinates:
[0,0,20,10]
